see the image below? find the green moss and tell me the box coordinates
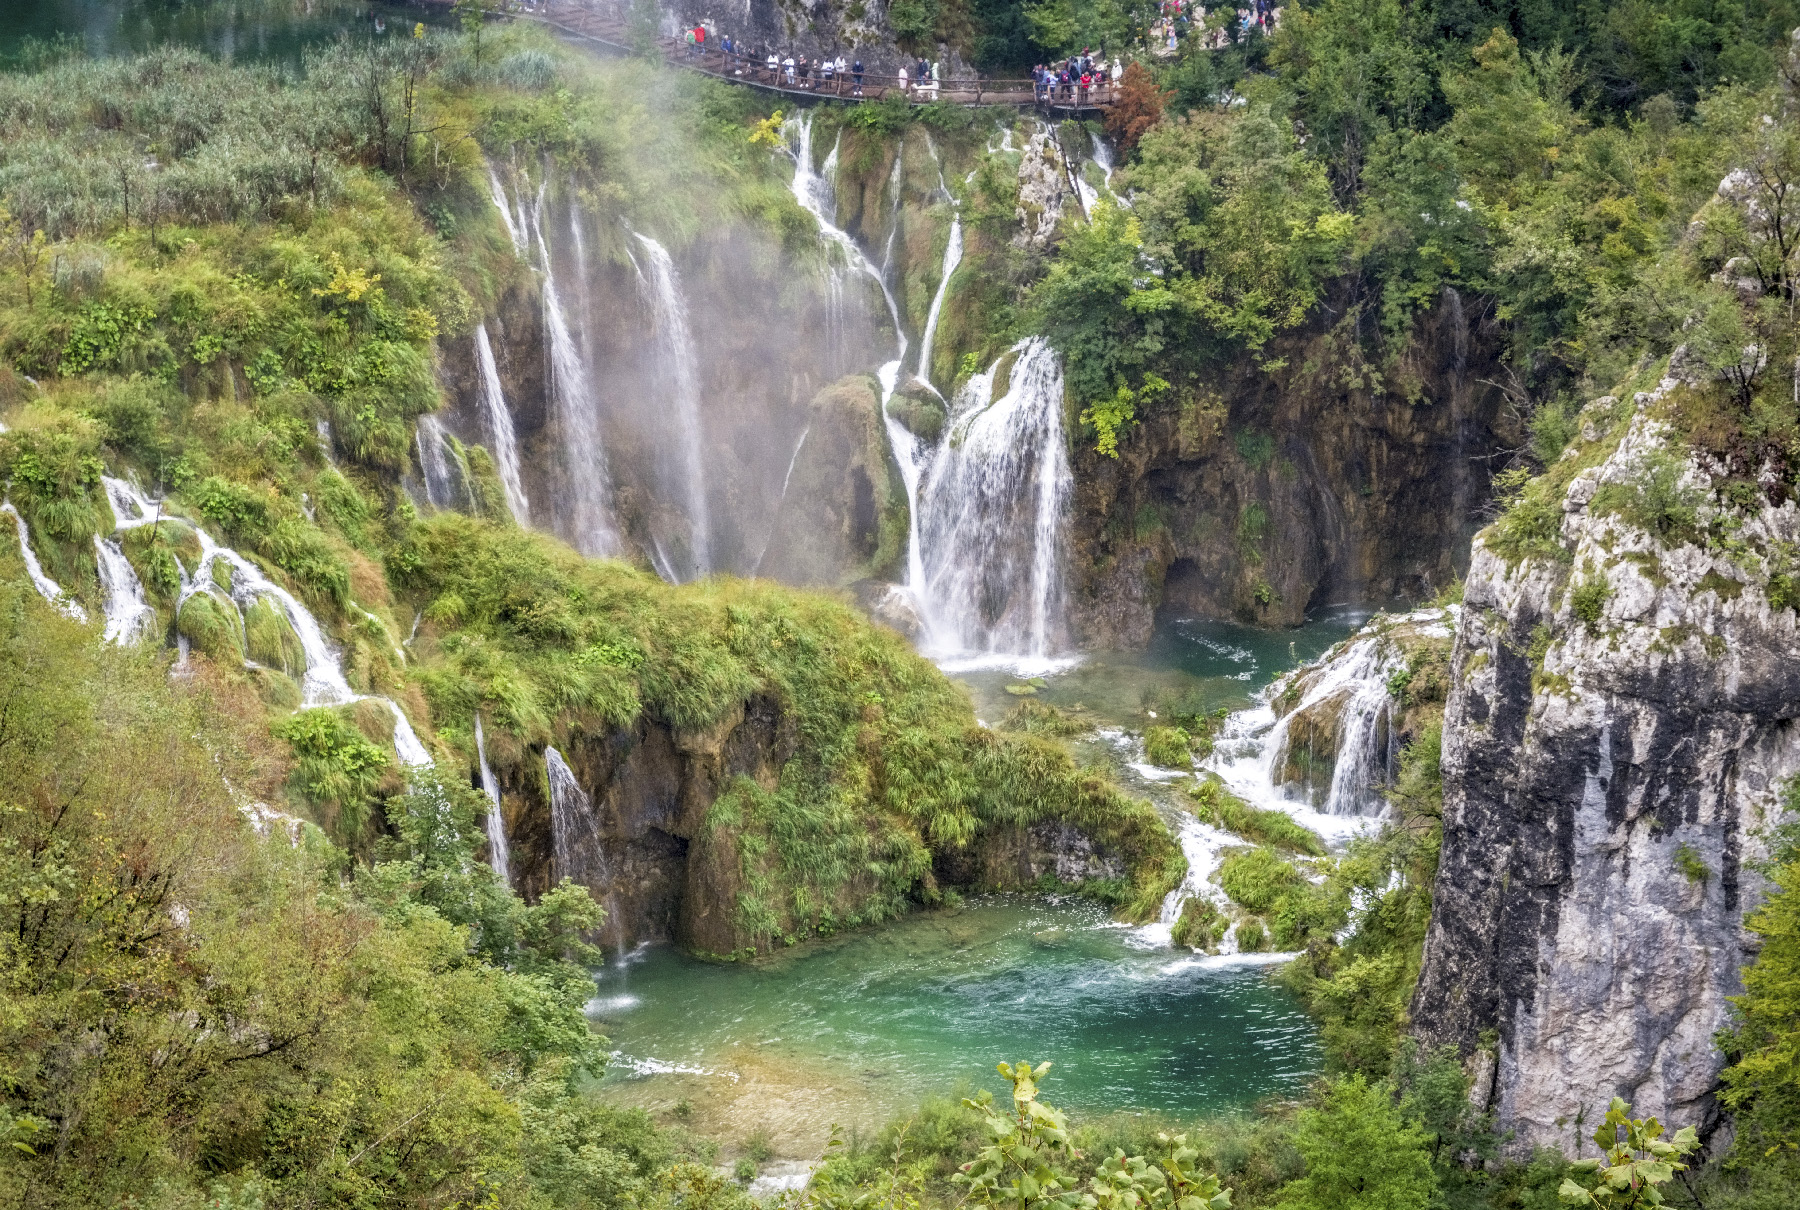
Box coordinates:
[1188,776,1325,856]
[997,699,1090,737]
[1218,846,1304,915]
[1170,896,1220,950]
[1143,725,1193,769]
[1696,569,1745,601]
[400,517,1184,950]
[176,589,244,663]
[244,597,305,678]
[1234,918,1268,952]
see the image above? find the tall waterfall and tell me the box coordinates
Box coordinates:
[489,172,623,558]
[545,745,602,886]
[94,535,154,644]
[628,231,713,580]
[2,502,86,621]
[913,340,1073,663]
[476,714,510,885]
[474,323,530,523]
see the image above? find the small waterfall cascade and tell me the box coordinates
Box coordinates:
[2,502,87,621]
[103,474,433,764]
[476,713,511,885]
[784,112,908,371]
[627,231,713,580]
[915,211,963,388]
[94,535,154,645]
[545,745,603,886]
[414,413,466,511]
[474,323,529,523]
[912,339,1073,662]
[486,162,528,255]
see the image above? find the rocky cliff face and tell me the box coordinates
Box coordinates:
[1412,379,1800,1153]
[1065,292,1518,645]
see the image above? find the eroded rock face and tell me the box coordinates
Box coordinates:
[1413,386,1800,1154]
[1065,291,1518,644]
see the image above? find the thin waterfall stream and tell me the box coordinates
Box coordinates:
[474,322,530,523]
[477,714,510,886]
[627,230,712,580]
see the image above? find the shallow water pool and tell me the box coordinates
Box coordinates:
[592,896,1320,1121]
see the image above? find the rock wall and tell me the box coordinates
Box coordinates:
[1412,381,1800,1153]
[655,0,971,74]
[485,692,1141,952]
[1065,292,1518,645]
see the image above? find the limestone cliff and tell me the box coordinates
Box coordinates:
[1412,377,1800,1153]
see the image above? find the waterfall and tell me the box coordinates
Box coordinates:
[916,219,963,387]
[474,323,530,524]
[2,502,86,621]
[1257,636,1404,817]
[628,231,713,580]
[486,162,527,255]
[414,414,465,511]
[913,339,1072,663]
[751,425,811,575]
[522,183,622,558]
[546,745,602,886]
[784,112,907,369]
[476,714,510,885]
[94,536,154,644]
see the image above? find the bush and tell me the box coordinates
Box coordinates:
[1274,1074,1436,1210]
[1144,724,1194,768]
[1189,777,1326,855]
[1219,846,1304,914]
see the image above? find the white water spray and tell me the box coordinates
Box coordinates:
[546,745,601,885]
[474,323,530,524]
[415,413,464,511]
[916,219,963,387]
[628,231,713,579]
[94,536,155,644]
[523,183,622,557]
[476,714,510,885]
[914,339,1072,664]
[2,502,86,621]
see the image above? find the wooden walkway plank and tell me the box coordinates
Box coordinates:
[525,1,1116,114]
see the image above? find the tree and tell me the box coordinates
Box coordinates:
[455,0,486,65]
[1105,62,1169,155]
[1274,1074,1436,1210]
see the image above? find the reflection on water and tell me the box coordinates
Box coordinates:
[592,896,1320,1118]
[3,0,450,66]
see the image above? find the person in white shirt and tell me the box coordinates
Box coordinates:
[897,64,908,93]
[783,55,796,85]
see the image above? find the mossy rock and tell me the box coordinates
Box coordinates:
[885,384,946,444]
[1170,896,1219,951]
[248,665,302,710]
[177,589,244,662]
[121,524,192,604]
[1234,918,1268,953]
[1144,725,1193,769]
[244,597,305,678]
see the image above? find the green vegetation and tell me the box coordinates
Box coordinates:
[1188,776,1326,857]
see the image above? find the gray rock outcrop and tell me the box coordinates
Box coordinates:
[1413,381,1800,1153]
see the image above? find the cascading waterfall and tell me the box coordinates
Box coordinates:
[474,323,530,523]
[103,475,432,765]
[1260,637,1404,816]
[785,112,907,371]
[414,413,466,511]
[916,218,962,386]
[628,231,713,580]
[94,535,155,644]
[2,502,86,621]
[476,714,511,885]
[486,162,527,255]
[546,745,603,885]
[913,339,1073,663]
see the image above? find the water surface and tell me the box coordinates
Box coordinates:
[3,0,450,66]
[593,896,1319,1121]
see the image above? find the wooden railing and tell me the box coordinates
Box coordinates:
[531,1,1118,109]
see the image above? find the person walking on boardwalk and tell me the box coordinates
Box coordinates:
[852,57,864,95]
[766,49,778,82]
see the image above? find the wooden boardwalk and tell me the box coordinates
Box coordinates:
[531,1,1117,114]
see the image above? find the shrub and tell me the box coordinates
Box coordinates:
[1273,1074,1436,1210]
[1219,846,1304,914]
[1144,725,1193,768]
[1570,577,1613,635]
[1190,778,1326,855]
[1170,895,1220,950]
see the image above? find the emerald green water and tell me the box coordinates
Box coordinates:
[3,0,451,66]
[593,896,1321,1118]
